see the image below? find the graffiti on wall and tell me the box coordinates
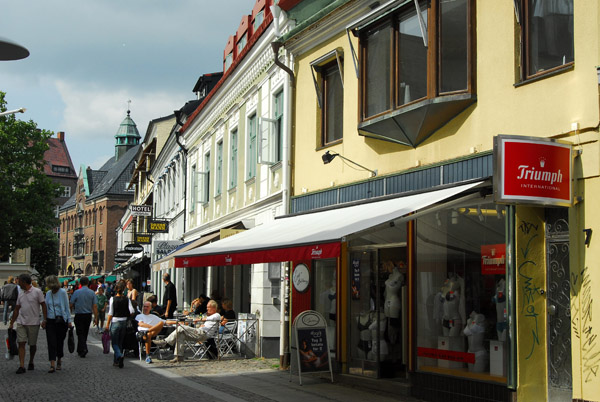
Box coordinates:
[572,267,600,382]
[518,219,541,360]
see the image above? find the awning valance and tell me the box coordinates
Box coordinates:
[175,181,484,268]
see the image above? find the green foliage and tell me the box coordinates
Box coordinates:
[0,91,60,257]
[30,228,59,282]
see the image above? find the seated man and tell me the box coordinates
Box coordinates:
[136,301,166,364]
[154,300,221,363]
[147,295,164,318]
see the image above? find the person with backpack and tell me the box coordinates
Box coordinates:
[2,276,19,325]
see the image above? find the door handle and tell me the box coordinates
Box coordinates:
[548,304,557,316]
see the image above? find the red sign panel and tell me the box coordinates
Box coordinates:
[494,135,572,206]
[417,347,475,364]
[481,244,506,275]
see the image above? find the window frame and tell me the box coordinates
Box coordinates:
[229,128,238,189]
[246,113,257,180]
[518,0,574,82]
[358,0,475,123]
[216,140,223,197]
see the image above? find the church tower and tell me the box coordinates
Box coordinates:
[114,108,141,161]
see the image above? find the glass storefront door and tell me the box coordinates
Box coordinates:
[348,245,408,378]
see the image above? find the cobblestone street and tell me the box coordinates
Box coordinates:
[0,317,423,402]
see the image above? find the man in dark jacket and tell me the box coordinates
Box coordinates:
[1,276,19,325]
[162,273,177,319]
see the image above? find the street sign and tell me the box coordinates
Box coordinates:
[124,243,144,253]
[130,204,152,216]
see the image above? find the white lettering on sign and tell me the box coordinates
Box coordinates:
[516,164,563,185]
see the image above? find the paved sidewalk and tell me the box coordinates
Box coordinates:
[0,310,423,402]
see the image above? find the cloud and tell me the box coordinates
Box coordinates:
[55,79,186,168]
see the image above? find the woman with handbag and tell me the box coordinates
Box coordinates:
[44,275,72,373]
[104,282,134,368]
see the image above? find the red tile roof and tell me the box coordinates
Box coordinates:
[43,135,77,178]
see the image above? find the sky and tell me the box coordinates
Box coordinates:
[0,0,255,170]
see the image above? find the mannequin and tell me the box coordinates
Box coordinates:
[384,265,403,319]
[356,311,374,359]
[492,278,507,341]
[440,274,466,337]
[367,315,389,361]
[463,311,488,372]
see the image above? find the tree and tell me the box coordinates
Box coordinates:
[0,91,59,258]
[30,228,59,282]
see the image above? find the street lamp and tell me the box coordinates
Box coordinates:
[322,151,378,177]
[0,107,26,117]
[0,36,29,61]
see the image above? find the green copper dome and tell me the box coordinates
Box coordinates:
[115,110,140,141]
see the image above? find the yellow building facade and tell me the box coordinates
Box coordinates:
[281,0,600,400]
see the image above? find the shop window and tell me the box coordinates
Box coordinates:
[519,0,573,80]
[312,259,337,354]
[415,202,507,381]
[355,0,475,147]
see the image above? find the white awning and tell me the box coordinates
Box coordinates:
[175,181,485,268]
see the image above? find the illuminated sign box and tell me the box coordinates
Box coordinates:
[493,135,573,206]
[147,219,169,233]
[135,234,152,244]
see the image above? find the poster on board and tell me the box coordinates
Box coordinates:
[291,310,333,385]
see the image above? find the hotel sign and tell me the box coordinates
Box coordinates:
[130,205,152,217]
[148,219,169,233]
[493,135,573,206]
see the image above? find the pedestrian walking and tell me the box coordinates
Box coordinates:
[104,282,135,368]
[162,273,177,319]
[96,287,107,333]
[8,273,47,374]
[1,276,19,325]
[44,275,72,373]
[69,276,98,358]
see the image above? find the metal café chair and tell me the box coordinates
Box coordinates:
[218,321,238,357]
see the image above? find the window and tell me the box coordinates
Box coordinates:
[237,33,247,54]
[229,129,238,189]
[357,0,475,147]
[198,152,210,205]
[225,52,233,71]
[253,10,264,31]
[321,61,344,145]
[258,90,284,165]
[52,165,70,174]
[246,114,257,179]
[216,141,223,196]
[99,208,103,224]
[520,0,573,80]
[190,165,197,212]
[61,186,71,198]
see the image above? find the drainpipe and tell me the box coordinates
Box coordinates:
[272,29,295,369]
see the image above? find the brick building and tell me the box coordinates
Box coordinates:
[58,111,140,276]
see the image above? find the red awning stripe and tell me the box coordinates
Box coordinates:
[175,242,340,268]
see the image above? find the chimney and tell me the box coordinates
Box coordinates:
[57,131,65,142]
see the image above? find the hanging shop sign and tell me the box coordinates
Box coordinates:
[148,219,169,233]
[124,243,144,253]
[481,244,506,275]
[493,135,573,206]
[114,252,131,263]
[130,204,153,217]
[135,233,152,244]
[292,263,310,293]
[154,240,182,259]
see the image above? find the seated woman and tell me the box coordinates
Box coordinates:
[219,299,236,334]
